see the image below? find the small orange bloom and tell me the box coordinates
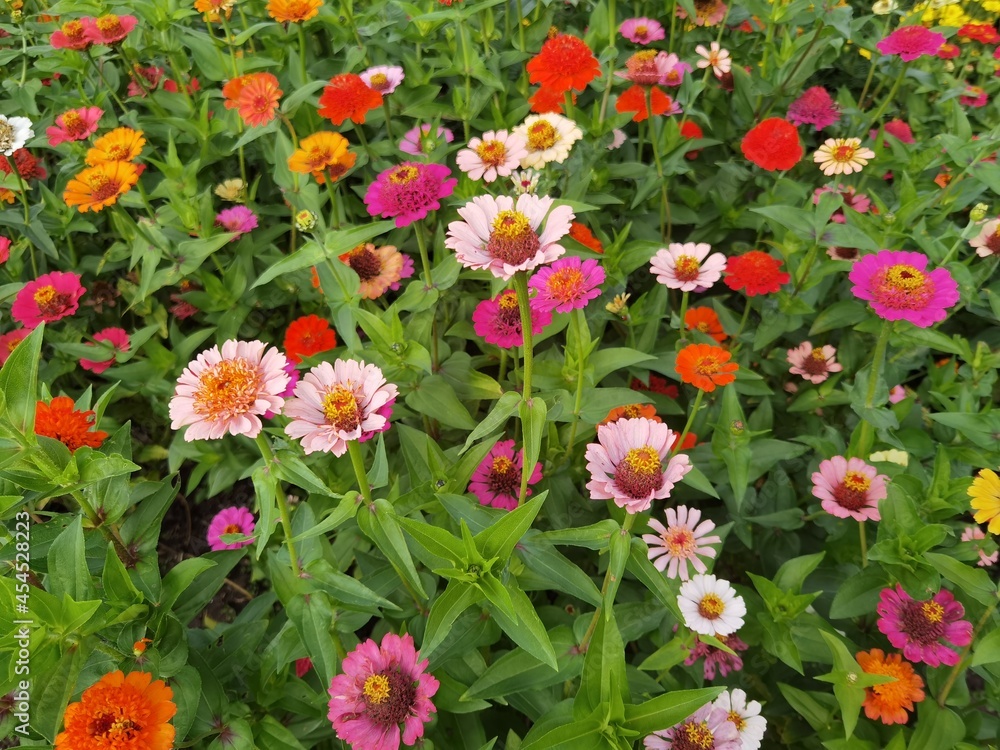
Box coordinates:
[669,431,698,451]
[232,72,282,127]
[55,671,176,750]
[283,314,337,363]
[35,396,109,453]
[267,0,322,22]
[856,649,925,725]
[317,74,383,126]
[287,132,356,184]
[194,0,235,22]
[569,221,603,253]
[85,127,146,166]
[64,161,140,213]
[615,84,679,122]
[675,343,738,392]
[684,307,727,343]
[528,86,569,114]
[133,637,153,656]
[600,403,660,426]
[526,34,600,94]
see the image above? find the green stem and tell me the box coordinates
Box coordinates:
[255,433,301,577]
[677,290,690,338]
[646,88,670,241]
[858,15,894,110]
[382,98,394,138]
[937,599,998,707]
[580,514,637,650]
[792,244,820,297]
[353,121,375,163]
[9,156,31,228]
[413,220,433,289]
[515,0,525,52]
[346,440,374,505]
[498,350,509,384]
[864,65,906,133]
[563,309,589,462]
[607,0,616,52]
[513,271,535,506]
[672,388,704,457]
[296,24,308,85]
[732,297,753,344]
[324,178,341,230]
[853,319,893,458]
[858,520,868,568]
[85,51,129,117]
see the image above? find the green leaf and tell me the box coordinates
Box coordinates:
[816,631,892,739]
[622,687,724,733]
[778,683,835,731]
[519,396,547,486]
[367,433,388,489]
[0,324,44,434]
[774,552,826,593]
[254,715,308,750]
[603,527,630,621]
[405,375,477,430]
[518,538,602,607]
[288,493,359,543]
[422,581,481,659]
[356,498,428,598]
[475,571,516,621]
[588,348,656,384]
[158,557,216,612]
[287,591,338,688]
[475,490,548,561]
[46,516,93,602]
[906,701,965,750]
[398,515,466,565]
[253,464,278,560]
[460,391,521,453]
[925,552,998,606]
[574,609,628,718]
[102,542,142,604]
[32,644,86,742]
[464,627,582,700]
[971,626,1000,667]
[486,586,558,670]
[830,566,891,619]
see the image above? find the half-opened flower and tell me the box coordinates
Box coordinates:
[80,327,130,374]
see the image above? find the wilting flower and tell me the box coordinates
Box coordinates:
[876,585,973,667]
[12,271,86,329]
[283,314,337,364]
[46,107,103,146]
[55,672,176,750]
[216,206,258,238]
[511,169,540,195]
[267,0,323,23]
[0,115,34,156]
[526,34,600,94]
[328,632,439,750]
[969,468,1000,534]
[399,124,454,155]
[364,162,456,227]
[468,439,543,510]
[64,161,140,212]
[0,329,28,365]
[472,289,551,348]
[714,689,766,750]
[827,246,860,262]
[81,14,139,45]
[619,17,666,45]
[814,137,875,176]
[644,702,740,750]
[340,243,405,299]
[675,343,738,392]
[127,65,165,98]
[849,250,959,328]
[288,132,356,184]
[741,118,802,171]
[876,25,946,61]
[0,148,45,182]
[787,86,840,131]
[650,242,726,292]
[607,129,627,150]
[856,649,925,725]
[695,42,731,76]
[787,342,843,384]
[170,340,291,440]
[207,507,256,551]
[684,307,726,342]
[360,65,405,94]
[51,19,92,50]
[35,397,109,453]
[528,256,604,313]
[80,327,130,374]
[724,250,790,296]
[215,178,246,202]
[86,127,145,165]
[643,505,720,580]
[513,113,583,168]
[685,634,748,680]
[585,417,692,514]
[811,456,887,522]
[318,73,383,125]
[456,130,528,183]
[677,573,746,637]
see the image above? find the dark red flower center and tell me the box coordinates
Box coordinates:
[801,348,830,376]
[346,246,383,281]
[33,285,71,316]
[487,210,541,266]
[832,471,871,511]
[672,719,716,750]
[362,668,417,727]
[487,455,519,498]
[614,446,663,499]
[900,599,946,645]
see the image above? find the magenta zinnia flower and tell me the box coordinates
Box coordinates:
[619,17,665,45]
[650,242,726,292]
[527,256,605,313]
[849,250,959,328]
[472,290,552,348]
[0,329,28,365]
[264,360,300,419]
[170,340,291,440]
[642,505,720,580]
[80,326,130,374]
[787,86,840,131]
[46,107,103,146]
[399,124,454,155]
[12,271,86,329]
[207,506,256,551]
[644,702,741,750]
[216,206,258,238]
[684,634,749,680]
[876,25,946,62]
[876,585,973,667]
[787,341,843,384]
[468,439,543,510]
[811,456,887,522]
[585,417,692,514]
[364,162,456,228]
[283,359,397,456]
[328,632,440,750]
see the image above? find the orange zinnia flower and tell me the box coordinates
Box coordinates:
[194,0,235,22]
[317,74,383,125]
[267,0,322,22]
[615,84,680,122]
[231,72,282,127]
[684,307,727,343]
[675,343,738,392]
[528,86,570,114]
[85,127,146,166]
[526,34,600,94]
[64,161,140,213]
[569,221,603,253]
[35,396,109,453]
[287,132,356,184]
[856,649,925,725]
[599,403,660,426]
[55,671,176,750]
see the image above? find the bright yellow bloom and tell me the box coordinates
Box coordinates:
[970,469,1000,534]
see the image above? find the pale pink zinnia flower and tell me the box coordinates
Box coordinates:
[787,86,840,131]
[170,340,291,440]
[399,124,454,155]
[644,703,741,750]
[876,585,973,667]
[328,632,439,750]
[445,194,575,280]
[80,326,130,374]
[360,65,405,94]
[642,505,720,580]
[660,53,691,87]
[46,106,103,146]
[695,42,731,76]
[786,341,843,384]
[283,359,398,456]
[468,439,543,510]
[585,417,692,514]
[970,218,1000,257]
[650,242,726,292]
[207,506,255,551]
[811,456,888,522]
[961,526,998,567]
[12,271,86,329]
[527,256,605,313]
[619,17,665,45]
[455,130,528,183]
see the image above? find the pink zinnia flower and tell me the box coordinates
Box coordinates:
[446,194,574,280]
[642,505,720,580]
[870,118,915,145]
[889,385,907,403]
[0,329,28,365]
[399,124,454,155]
[50,19,92,50]
[619,17,665,45]
[659,53,691,87]
[960,85,988,108]
[360,65,405,94]
[169,340,291,441]
[46,107,103,146]
[849,250,959,328]
[0,235,9,264]
[695,42,731,76]
[650,242,726,292]
[468,439,543,510]
[207,506,255,551]
[811,456,887,522]
[684,634,749,680]
[585,417,692,514]
[389,254,415,291]
[364,162,456,228]
[216,206,258,238]
[813,184,871,223]
[787,86,840,131]
[961,526,998,567]
[472,290,551,348]
[876,585,973,667]
[264,361,300,419]
[456,130,528,183]
[787,341,843,384]
[328,632,439,750]
[970,218,1000,258]
[12,271,86,329]
[81,14,139,45]
[644,703,741,750]
[527,256,605,313]
[80,327,130,374]
[295,657,313,678]
[876,25,946,62]
[617,51,686,86]
[283,359,397,456]
[127,65,165,98]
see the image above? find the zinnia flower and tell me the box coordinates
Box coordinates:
[0,329,28,365]
[568,221,603,253]
[169,340,291,440]
[0,115,34,157]
[446,194,574,280]
[364,162,456,227]
[234,72,282,127]
[584,417,692,514]
[215,178,246,202]
[876,585,973,667]
[695,42,731,76]
[787,86,840,131]
[35,396,109,453]
[64,160,140,212]
[619,18,666,45]
[85,127,145,165]
[870,118,915,145]
[848,250,959,328]
[340,243,405,299]
[526,34,600,94]
[0,235,9,264]
[318,73,383,125]
[468,439,543,510]
[677,0,728,26]
[958,22,1000,44]
[267,0,323,23]
[12,271,86,329]
[813,184,871,223]
[811,456,887,522]
[615,85,681,122]
[684,307,726,342]
[287,132,356,183]
[527,256,604,312]
[814,137,875,176]
[46,107,103,146]
[81,14,139,45]
[0,148,46,182]
[127,65,165,98]
[207,506,256,550]
[600,403,660,425]
[283,359,397,456]
[644,703,741,750]
[969,468,1000,533]
[195,0,237,22]
[456,130,528,183]
[650,242,726,292]
[675,343,738,392]
[399,124,454,155]
[856,649,925,725]
[642,505,720,580]
[51,19,91,50]
[472,289,552,348]
[216,206,258,237]
[511,169,540,195]
[55,671,176,750]
[684,634,748,680]
[961,526,998,567]
[714,689,767,750]
[677,573,746,637]
[787,341,843,384]
[876,25,946,61]
[283,314,337,363]
[724,250,790,296]
[360,65,405,94]
[960,85,988,108]
[740,118,803,171]
[681,121,704,158]
[328,632,439,750]
[513,113,583,168]
[80,327,130,374]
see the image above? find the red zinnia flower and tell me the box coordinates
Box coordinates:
[936,43,960,59]
[526,34,600,94]
[35,396,109,453]
[528,86,569,114]
[740,117,803,171]
[615,85,680,122]
[681,121,704,159]
[317,74,383,125]
[724,250,790,296]
[957,23,1000,44]
[0,149,46,181]
[631,375,679,399]
[283,314,337,363]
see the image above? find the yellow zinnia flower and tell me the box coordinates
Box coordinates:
[969,468,1000,534]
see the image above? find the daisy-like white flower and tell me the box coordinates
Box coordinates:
[677,573,746,636]
[513,113,583,168]
[511,168,540,194]
[786,341,843,384]
[814,137,876,176]
[695,42,731,76]
[455,130,528,183]
[649,242,726,292]
[970,218,1000,258]
[585,417,692,514]
[445,194,575,280]
[642,505,720,580]
[169,340,291,441]
[0,115,34,156]
[644,702,741,750]
[359,65,405,95]
[811,456,888,522]
[713,689,767,750]
[283,359,398,456]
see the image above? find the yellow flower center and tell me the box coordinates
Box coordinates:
[921,601,944,623]
[527,121,558,151]
[728,710,746,731]
[498,292,519,311]
[623,446,660,475]
[546,267,585,302]
[33,285,58,308]
[95,14,124,35]
[193,358,260,421]
[389,165,419,184]
[223,523,241,535]
[843,471,872,492]
[621,404,644,418]
[492,455,514,473]
[698,593,725,619]
[884,264,926,291]
[369,72,389,89]
[684,721,715,748]
[674,254,701,281]
[321,385,361,432]
[363,674,391,704]
[475,139,508,167]
[63,110,84,130]
[635,24,648,35]
[696,322,711,333]
[88,172,122,202]
[810,348,827,360]
[105,144,130,161]
[0,122,14,153]
[492,210,532,240]
[665,528,695,556]
[694,355,721,376]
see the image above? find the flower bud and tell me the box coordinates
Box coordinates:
[971,203,989,222]
[730,420,745,436]
[294,209,317,232]
[882,212,896,225]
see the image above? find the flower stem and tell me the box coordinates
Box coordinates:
[84,51,129,118]
[865,64,906,133]
[324,178,341,230]
[513,271,535,506]
[792,243,820,297]
[563,309,589,463]
[413,219,433,289]
[677,290,690,338]
[296,24,309,85]
[580,514,637,651]
[858,520,868,568]
[353,120,375,163]
[255,433,301,578]
[515,0,525,52]
[673,388,704,457]
[853,319,893,458]
[346,440,374,505]
[645,88,671,241]
[732,297,753,345]
[937,599,998,707]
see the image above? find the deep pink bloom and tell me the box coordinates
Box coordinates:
[0,329,28,365]
[813,184,871,223]
[364,162,456,228]
[46,107,103,146]
[849,250,959,328]
[468,439,543,510]
[787,86,840,131]
[295,657,313,678]
[399,124,454,155]
[876,26,946,61]
[619,17,665,45]
[960,85,988,108]
[264,361,300,419]
[328,632,439,750]
[472,290,551,348]
[528,256,605,313]
[811,456,887,522]
[80,327,130,374]
[388,254,415,291]
[216,206,258,237]
[876,585,973,667]
[684,634,749,680]
[644,702,741,750]
[207,506,256,551]
[0,236,9,264]
[870,119,915,145]
[12,271,86,329]
[81,14,138,45]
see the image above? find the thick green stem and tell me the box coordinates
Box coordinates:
[296,24,308,85]
[513,272,535,506]
[563,309,589,462]
[324,178,341,230]
[673,388,704,457]
[792,243,820,297]
[677,290,690,338]
[853,319,893,458]
[256,433,301,577]
[937,600,998,707]
[646,87,670,240]
[346,440,374,504]
[515,0,525,52]
[580,514,637,650]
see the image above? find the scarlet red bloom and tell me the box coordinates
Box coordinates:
[681,121,704,159]
[35,396,109,453]
[526,34,600,94]
[317,74,383,125]
[528,86,569,114]
[615,85,680,122]
[0,149,46,181]
[675,344,738,392]
[724,250,790,296]
[568,221,603,253]
[631,375,679,399]
[283,314,337,363]
[957,23,999,44]
[740,118,803,171]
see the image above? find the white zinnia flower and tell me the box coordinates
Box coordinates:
[714,689,767,750]
[513,113,583,168]
[511,169,540,195]
[0,115,34,156]
[677,573,746,636]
